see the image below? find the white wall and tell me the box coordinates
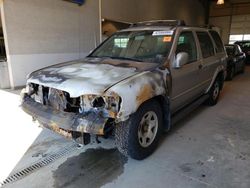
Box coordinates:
[231,15,250,34]
[101,0,137,23]
[102,0,205,25]
[136,0,205,25]
[209,2,250,44]
[209,16,231,44]
[1,0,100,88]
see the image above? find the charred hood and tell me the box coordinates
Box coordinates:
[27,58,159,97]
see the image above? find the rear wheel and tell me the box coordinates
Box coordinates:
[206,78,221,106]
[115,100,163,160]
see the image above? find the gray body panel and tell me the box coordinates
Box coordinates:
[168,27,227,113]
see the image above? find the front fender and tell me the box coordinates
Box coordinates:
[105,69,169,122]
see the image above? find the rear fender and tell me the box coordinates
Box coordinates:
[206,65,226,93]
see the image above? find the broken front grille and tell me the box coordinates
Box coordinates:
[31,84,80,113]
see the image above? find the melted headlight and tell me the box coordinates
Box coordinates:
[104,96,121,112]
[80,95,121,118]
[26,83,37,95]
[92,96,105,108]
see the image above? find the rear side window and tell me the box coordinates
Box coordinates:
[196,32,215,58]
[209,30,224,53]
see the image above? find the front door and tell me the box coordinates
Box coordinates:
[170,30,202,113]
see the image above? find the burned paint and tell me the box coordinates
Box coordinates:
[136,84,154,107]
[53,148,127,188]
[108,111,117,119]
[21,97,108,136]
[106,69,168,121]
[85,57,159,71]
[50,122,60,132]
[21,55,170,142]
[27,61,139,98]
[42,123,72,139]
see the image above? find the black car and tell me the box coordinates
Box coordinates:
[234,41,250,63]
[225,44,246,80]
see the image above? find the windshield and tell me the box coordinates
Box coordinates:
[89,30,174,64]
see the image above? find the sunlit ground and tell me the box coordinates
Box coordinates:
[0,89,42,182]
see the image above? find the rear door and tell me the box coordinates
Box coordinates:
[195,31,218,92]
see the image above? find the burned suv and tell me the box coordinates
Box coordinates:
[21,20,227,160]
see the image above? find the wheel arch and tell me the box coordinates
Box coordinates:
[217,71,225,90]
[206,66,225,93]
[153,95,171,131]
[140,95,171,131]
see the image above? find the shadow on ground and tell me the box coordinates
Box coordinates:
[53,148,127,188]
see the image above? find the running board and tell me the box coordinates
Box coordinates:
[171,94,209,126]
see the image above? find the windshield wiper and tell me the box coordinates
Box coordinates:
[109,56,143,62]
[88,55,111,58]
[88,55,143,62]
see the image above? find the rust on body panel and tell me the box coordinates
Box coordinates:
[136,84,154,107]
[107,69,169,121]
[21,55,170,143]
[21,97,108,136]
[43,123,72,139]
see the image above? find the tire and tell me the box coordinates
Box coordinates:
[206,78,221,106]
[226,66,235,81]
[115,100,163,160]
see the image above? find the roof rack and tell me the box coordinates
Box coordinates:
[130,20,186,28]
[197,25,213,29]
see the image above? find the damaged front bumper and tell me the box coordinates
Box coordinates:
[21,97,109,140]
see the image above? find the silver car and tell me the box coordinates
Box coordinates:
[21,20,227,160]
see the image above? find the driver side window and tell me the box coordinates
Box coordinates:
[176,31,197,63]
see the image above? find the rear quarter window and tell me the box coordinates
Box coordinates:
[196,32,215,58]
[209,30,224,53]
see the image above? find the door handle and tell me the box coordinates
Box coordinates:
[198,64,203,69]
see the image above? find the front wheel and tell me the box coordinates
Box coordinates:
[115,100,163,160]
[206,78,221,106]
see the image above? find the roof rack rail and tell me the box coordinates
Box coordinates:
[130,20,186,27]
[197,25,213,29]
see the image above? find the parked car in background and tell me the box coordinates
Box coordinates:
[225,44,246,80]
[234,41,250,64]
[21,20,227,160]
